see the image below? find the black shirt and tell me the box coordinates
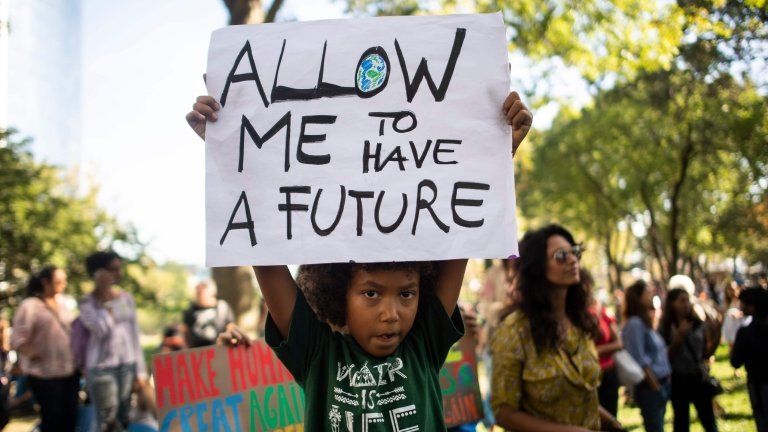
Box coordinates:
[731,318,768,384]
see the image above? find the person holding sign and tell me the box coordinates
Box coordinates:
[187,90,531,431]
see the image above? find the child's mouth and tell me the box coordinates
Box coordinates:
[377,332,398,342]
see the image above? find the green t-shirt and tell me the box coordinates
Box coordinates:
[265,290,464,431]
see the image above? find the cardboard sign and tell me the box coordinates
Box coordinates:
[154,338,483,430]
[441,336,484,426]
[204,14,517,266]
[154,341,304,431]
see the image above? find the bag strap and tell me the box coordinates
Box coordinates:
[36,296,70,335]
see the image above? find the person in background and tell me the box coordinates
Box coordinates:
[621,280,671,432]
[585,270,623,418]
[4,359,35,414]
[0,312,10,428]
[128,379,158,432]
[10,266,79,432]
[182,280,235,348]
[491,224,623,432]
[159,325,186,353]
[730,287,768,432]
[659,288,719,432]
[721,281,745,350]
[669,275,721,360]
[80,251,146,432]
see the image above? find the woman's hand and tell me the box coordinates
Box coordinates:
[186,96,220,141]
[599,406,626,432]
[217,323,251,347]
[644,366,662,392]
[502,91,533,156]
[676,319,692,337]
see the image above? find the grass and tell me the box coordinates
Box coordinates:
[617,344,755,432]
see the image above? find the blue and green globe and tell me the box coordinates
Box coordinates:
[356,53,388,94]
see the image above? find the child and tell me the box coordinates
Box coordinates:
[188,91,531,430]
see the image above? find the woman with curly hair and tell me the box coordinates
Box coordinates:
[491,224,622,431]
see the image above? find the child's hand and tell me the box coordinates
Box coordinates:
[217,323,252,347]
[502,91,533,156]
[186,96,220,141]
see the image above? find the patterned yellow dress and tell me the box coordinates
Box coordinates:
[490,310,601,430]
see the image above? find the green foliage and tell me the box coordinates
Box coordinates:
[344,0,422,16]
[0,129,145,309]
[127,260,191,314]
[129,260,192,336]
[343,0,686,85]
[485,0,684,83]
[518,68,768,281]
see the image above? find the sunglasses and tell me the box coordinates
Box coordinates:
[552,244,585,264]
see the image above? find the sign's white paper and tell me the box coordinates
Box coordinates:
[205,13,518,266]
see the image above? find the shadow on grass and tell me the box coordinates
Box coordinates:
[719,412,755,422]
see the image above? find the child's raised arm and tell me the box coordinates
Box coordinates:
[187,97,298,340]
[435,259,469,315]
[252,266,298,339]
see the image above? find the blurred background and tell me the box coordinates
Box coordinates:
[0,0,766,430]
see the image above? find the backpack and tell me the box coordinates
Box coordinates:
[71,298,92,372]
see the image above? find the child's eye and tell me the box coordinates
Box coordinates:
[363,290,378,299]
[401,291,417,299]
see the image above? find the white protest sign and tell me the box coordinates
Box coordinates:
[205,13,518,266]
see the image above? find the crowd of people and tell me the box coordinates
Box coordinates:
[0,89,765,432]
[0,252,238,432]
[483,225,768,432]
[2,238,767,432]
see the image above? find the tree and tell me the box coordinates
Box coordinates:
[0,129,145,309]
[344,0,685,90]
[517,68,768,284]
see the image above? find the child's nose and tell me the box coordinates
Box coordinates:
[379,298,399,322]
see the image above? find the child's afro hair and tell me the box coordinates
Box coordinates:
[297,261,438,328]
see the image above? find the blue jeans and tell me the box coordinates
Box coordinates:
[87,363,136,432]
[634,379,670,432]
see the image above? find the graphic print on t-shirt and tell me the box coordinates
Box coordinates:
[330,357,419,431]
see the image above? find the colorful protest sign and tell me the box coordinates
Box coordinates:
[154,337,482,430]
[204,14,517,266]
[154,341,304,431]
[441,336,484,427]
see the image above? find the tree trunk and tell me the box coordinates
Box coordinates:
[212,266,259,331]
[668,125,695,277]
[213,0,286,334]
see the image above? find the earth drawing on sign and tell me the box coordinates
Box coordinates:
[356,53,388,93]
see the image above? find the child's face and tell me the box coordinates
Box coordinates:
[345,268,420,357]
